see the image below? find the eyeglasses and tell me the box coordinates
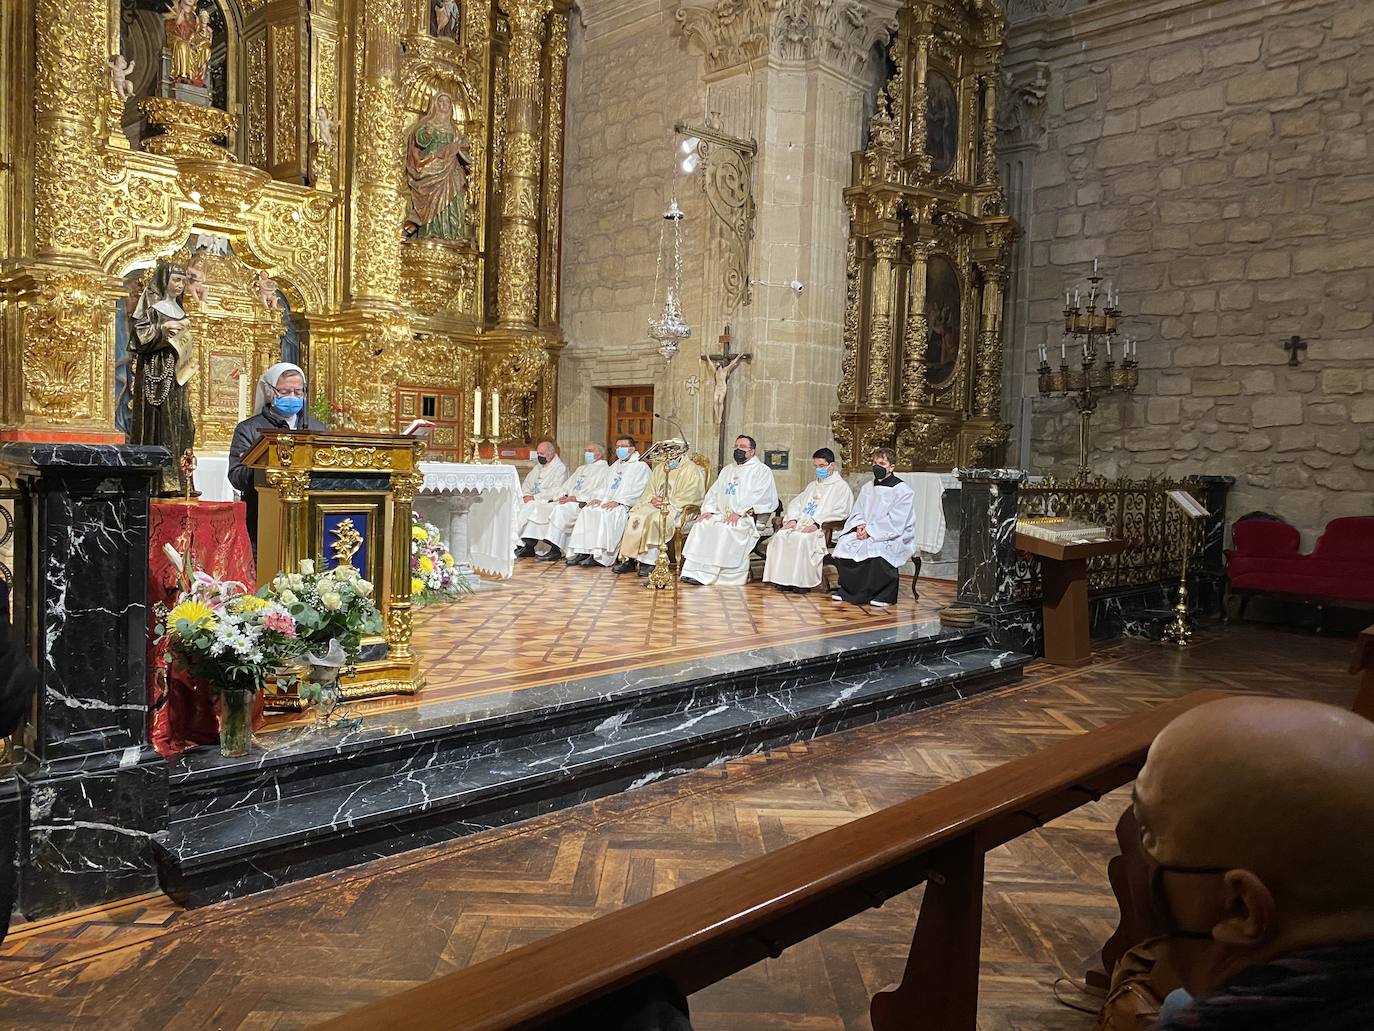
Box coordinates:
[274,386,305,398]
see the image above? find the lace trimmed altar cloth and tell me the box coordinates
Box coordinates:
[415,462,521,580]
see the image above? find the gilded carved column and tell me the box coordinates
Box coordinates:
[497,0,553,329]
[386,470,425,661]
[837,236,860,405]
[909,33,931,176]
[974,261,1006,419]
[979,73,999,187]
[350,0,406,302]
[540,11,568,327]
[863,237,900,407]
[900,240,931,406]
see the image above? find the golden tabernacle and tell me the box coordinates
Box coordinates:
[0,0,570,458]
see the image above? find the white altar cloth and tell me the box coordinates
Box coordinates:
[193,453,235,502]
[416,462,521,579]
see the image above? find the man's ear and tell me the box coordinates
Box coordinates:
[1211,869,1276,947]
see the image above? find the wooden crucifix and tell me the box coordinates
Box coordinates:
[701,324,752,469]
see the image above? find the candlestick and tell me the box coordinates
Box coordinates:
[491,391,501,437]
[473,387,482,436]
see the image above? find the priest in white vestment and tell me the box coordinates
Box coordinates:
[536,444,610,563]
[614,455,707,576]
[762,448,855,592]
[680,434,779,586]
[831,447,917,608]
[565,436,652,567]
[514,439,568,557]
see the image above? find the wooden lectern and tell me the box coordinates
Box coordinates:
[240,432,427,702]
[1016,534,1125,666]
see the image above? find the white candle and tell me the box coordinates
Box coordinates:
[1061,339,1067,360]
[1073,288,1080,307]
[1039,343,1048,363]
[491,391,501,437]
[236,369,248,421]
[473,387,482,436]
[1105,337,1112,358]
[1093,257,1099,273]
[1065,289,1070,307]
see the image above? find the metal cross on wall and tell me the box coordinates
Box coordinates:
[702,324,752,469]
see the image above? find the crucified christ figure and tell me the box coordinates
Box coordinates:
[701,352,749,425]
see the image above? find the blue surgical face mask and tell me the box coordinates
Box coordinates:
[273,395,304,417]
[584,451,596,464]
[616,445,631,461]
[815,466,830,480]
[669,458,681,469]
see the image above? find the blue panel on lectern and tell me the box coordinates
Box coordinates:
[321,511,371,578]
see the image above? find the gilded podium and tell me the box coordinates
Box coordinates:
[240,432,426,701]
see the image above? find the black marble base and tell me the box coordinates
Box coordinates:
[155,624,1029,907]
[17,750,167,918]
[0,773,19,942]
[963,583,1194,656]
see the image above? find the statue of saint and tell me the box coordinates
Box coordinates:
[129,261,197,496]
[166,0,212,88]
[404,93,473,240]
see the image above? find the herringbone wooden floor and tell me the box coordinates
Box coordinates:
[0,625,1359,1030]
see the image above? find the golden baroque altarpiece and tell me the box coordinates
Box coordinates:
[833,0,1018,471]
[0,0,570,456]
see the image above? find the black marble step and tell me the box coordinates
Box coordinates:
[154,626,1028,906]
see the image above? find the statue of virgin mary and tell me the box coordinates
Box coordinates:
[128,260,197,496]
[404,93,473,240]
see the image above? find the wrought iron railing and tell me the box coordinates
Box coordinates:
[1012,473,1205,602]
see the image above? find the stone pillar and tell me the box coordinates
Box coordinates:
[497,0,553,329]
[0,444,169,918]
[349,0,406,302]
[863,236,900,407]
[974,262,1006,419]
[900,240,931,406]
[955,467,1026,608]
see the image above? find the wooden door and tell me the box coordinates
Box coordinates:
[606,386,654,452]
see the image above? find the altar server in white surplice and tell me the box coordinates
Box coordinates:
[762,448,854,592]
[565,436,652,567]
[831,447,916,608]
[679,434,779,586]
[514,439,568,557]
[536,443,610,563]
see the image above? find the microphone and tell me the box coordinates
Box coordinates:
[653,412,690,451]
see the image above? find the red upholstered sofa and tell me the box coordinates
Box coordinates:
[1227,515,1374,625]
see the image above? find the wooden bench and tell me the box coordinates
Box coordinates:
[316,690,1226,1031]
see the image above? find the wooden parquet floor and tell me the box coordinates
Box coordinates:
[0,625,1359,1030]
[265,564,953,728]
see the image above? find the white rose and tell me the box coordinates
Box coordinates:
[288,573,304,590]
[279,589,298,605]
[357,579,373,597]
[299,559,316,575]
[320,591,342,611]
[336,565,359,580]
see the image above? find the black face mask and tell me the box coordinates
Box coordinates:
[733,448,748,464]
[537,455,549,465]
[1148,861,1228,941]
[873,464,890,482]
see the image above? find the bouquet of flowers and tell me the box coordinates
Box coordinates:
[411,513,473,605]
[260,558,384,666]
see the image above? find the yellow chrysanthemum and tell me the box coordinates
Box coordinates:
[442,554,454,567]
[418,555,434,574]
[168,599,217,633]
[235,595,269,612]
[412,525,427,540]
[411,576,424,595]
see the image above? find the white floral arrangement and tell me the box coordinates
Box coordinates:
[410,514,473,605]
[259,558,384,666]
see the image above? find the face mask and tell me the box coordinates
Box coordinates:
[273,395,304,417]
[815,466,830,480]
[733,448,748,464]
[1148,861,1228,942]
[872,464,889,481]
[616,446,631,461]
[584,451,596,464]
[537,454,549,465]
[669,459,681,470]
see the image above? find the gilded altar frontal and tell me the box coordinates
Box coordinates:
[0,0,567,456]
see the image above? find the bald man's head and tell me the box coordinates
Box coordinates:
[1134,697,1374,994]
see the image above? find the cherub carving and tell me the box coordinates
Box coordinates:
[109,54,137,100]
[184,254,210,307]
[253,270,282,311]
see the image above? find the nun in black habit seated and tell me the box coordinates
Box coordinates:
[227,362,327,543]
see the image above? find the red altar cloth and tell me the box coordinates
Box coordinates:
[147,500,264,757]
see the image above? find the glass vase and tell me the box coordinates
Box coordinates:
[311,663,344,726]
[216,687,254,758]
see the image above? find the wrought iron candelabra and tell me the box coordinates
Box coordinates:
[1036,263,1139,474]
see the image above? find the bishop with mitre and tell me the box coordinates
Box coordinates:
[536,443,610,563]
[514,438,568,557]
[680,434,779,586]
[614,453,706,576]
[762,448,854,592]
[831,448,917,608]
[565,436,652,567]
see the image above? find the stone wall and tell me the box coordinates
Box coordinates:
[1006,0,1374,545]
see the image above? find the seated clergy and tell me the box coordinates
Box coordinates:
[565,436,651,567]
[614,452,707,577]
[680,435,779,586]
[228,362,327,544]
[831,447,916,608]
[762,448,855,592]
[536,444,611,562]
[514,438,568,557]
